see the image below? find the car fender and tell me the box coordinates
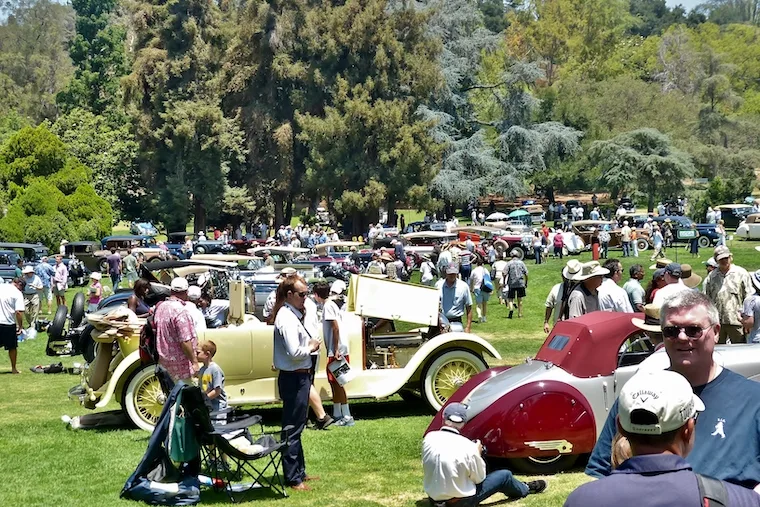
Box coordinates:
[459,380,596,459]
[367,332,501,399]
[94,350,142,409]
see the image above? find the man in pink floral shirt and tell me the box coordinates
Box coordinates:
[154,277,199,382]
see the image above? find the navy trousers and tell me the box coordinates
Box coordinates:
[278,370,310,486]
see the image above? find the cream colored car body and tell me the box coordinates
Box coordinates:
[76,275,500,431]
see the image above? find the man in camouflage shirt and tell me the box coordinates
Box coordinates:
[704,245,753,343]
[502,250,528,319]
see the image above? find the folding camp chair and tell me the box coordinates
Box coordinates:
[179,386,291,502]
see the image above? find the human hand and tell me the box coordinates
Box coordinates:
[333,352,342,361]
[543,322,550,334]
[309,339,321,352]
[476,440,483,454]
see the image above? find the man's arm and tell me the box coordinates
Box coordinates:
[280,313,317,358]
[585,400,619,478]
[14,310,23,335]
[331,320,341,359]
[544,306,553,334]
[465,304,473,333]
[180,341,199,373]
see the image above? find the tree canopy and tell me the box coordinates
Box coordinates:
[0,0,759,233]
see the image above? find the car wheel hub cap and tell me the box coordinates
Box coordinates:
[434,360,478,404]
[136,376,164,424]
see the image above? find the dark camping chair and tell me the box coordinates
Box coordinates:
[179,386,292,502]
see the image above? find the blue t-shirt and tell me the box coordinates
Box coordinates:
[568,454,760,507]
[587,368,760,488]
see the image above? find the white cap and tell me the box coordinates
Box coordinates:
[170,277,189,292]
[330,280,347,295]
[22,266,34,274]
[619,370,704,435]
[89,272,101,280]
[187,286,201,300]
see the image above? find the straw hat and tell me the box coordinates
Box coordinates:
[649,258,673,270]
[568,261,610,282]
[380,252,394,262]
[562,259,583,280]
[679,264,702,289]
[631,304,662,334]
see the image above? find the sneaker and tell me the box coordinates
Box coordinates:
[336,416,355,427]
[507,310,513,319]
[315,414,335,430]
[482,317,487,323]
[526,480,547,494]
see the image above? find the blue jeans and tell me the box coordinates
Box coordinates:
[458,470,529,506]
[110,274,121,288]
[534,247,542,264]
[460,264,471,283]
[622,241,630,257]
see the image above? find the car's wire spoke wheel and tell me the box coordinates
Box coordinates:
[422,349,487,412]
[123,366,164,432]
[434,360,480,404]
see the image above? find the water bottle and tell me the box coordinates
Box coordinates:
[198,475,224,488]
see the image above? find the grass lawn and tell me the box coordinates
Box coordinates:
[2,237,759,506]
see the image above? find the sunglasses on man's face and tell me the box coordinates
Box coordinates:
[662,325,711,340]
[291,290,308,298]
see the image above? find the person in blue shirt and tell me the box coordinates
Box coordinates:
[587,290,760,488]
[567,370,760,507]
[34,257,55,315]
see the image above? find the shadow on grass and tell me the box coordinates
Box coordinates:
[414,497,517,506]
[235,398,432,425]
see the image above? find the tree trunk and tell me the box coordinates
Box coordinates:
[274,193,285,229]
[387,196,396,228]
[546,186,555,204]
[194,196,206,233]
[647,192,655,214]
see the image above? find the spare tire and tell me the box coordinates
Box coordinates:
[47,304,67,343]
[70,292,85,327]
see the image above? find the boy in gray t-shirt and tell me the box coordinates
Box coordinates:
[197,340,227,413]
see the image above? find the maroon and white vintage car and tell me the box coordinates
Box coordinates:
[425,311,760,474]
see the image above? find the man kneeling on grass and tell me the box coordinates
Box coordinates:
[422,403,546,506]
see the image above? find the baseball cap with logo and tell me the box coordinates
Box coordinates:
[619,370,704,435]
[442,402,469,424]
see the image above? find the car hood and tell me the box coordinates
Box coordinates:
[462,360,553,419]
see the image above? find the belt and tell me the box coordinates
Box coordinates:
[447,316,463,323]
[283,368,310,374]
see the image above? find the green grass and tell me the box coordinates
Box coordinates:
[2,238,759,506]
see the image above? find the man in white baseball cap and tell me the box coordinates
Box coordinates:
[153,276,199,382]
[567,369,760,506]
